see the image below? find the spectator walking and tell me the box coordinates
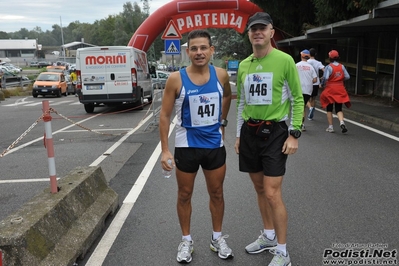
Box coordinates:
[235,12,303,266]
[69,70,78,96]
[159,29,233,264]
[320,50,351,133]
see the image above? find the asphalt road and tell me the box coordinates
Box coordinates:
[1,89,398,266]
[0,94,160,221]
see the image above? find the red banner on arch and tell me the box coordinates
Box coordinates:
[172,10,250,34]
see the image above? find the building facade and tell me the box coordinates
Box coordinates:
[277,0,399,101]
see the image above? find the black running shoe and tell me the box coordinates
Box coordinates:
[340,124,348,133]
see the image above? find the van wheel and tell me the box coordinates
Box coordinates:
[147,92,153,102]
[84,104,95,113]
[134,96,144,110]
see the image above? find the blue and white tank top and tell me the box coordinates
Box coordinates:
[174,65,224,148]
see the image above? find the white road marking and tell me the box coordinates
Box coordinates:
[2,112,103,157]
[85,115,177,266]
[48,100,74,106]
[0,97,81,107]
[317,108,399,142]
[23,102,46,106]
[3,100,35,106]
[89,113,154,167]
[60,128,133,133]
[0,178,60,184]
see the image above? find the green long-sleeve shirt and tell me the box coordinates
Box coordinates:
[236,49,304,137]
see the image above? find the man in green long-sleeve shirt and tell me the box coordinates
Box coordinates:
[234,12,303,266]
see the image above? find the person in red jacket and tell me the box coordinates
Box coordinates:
[320,50,351,133]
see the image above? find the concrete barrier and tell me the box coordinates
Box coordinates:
[0,166,119,266]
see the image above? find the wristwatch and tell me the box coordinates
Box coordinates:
[221,119,228,127]
[289,130,301,139]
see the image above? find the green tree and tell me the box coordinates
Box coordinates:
[0,31,10,39]
[73,23,97,44]
[312,0,384,25]
[209,28,251,60]
[250,0,385,36]
[90,15,118,46]
[251,0,316,37]
[113,17,131,45]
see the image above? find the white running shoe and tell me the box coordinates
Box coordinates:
[177,240,194,263]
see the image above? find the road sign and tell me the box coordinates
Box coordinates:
[161,20,182,40]
[165,40,180,55]
[228,60,239,70]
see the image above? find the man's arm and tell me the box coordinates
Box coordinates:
[216,67,232,121]
[159,72,180,169]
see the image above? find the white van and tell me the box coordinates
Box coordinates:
[75,46,152,113]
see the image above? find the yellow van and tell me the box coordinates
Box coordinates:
[32,72,68,98]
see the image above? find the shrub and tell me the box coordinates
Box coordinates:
[2,89,11,98]
[2,87,32,97]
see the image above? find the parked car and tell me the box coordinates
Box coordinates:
[37,61,51,68]
[69,64,76,72]
[65,74,76,95]
[157,64,167,71]
[0,65,17,77]
[30,61,39,67]
[0,62,22,72]
[55,61,70,70]
[0,65,20,75]
[46,65,68,75]
[151,70,170,89]
[32,72,68,98]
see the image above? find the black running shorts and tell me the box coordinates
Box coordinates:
[174,146,226,173]
[311,85,319,97]
[303,94,311,107]
[239,121,288,177]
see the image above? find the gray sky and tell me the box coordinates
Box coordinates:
[0,0,166,33]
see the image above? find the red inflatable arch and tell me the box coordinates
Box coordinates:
[128,0,283,51]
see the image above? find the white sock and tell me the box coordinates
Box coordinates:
[264,229,275,240]
[276,243,287,256]
[182,235,192,242]
[328,125,333,129]
[212,231,221,240]
[340,121,345,125]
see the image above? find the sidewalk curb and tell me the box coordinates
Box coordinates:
[343,108,399,133]
[315,101,399,133]
[0,166,119,266]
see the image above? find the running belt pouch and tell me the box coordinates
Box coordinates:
[247,120,273,138]
[255,121,273,138]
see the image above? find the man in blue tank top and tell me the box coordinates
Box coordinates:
[159,29,232,263]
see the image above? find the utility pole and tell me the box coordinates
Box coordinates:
[60,16,65,62]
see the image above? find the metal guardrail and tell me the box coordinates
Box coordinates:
[144,88,163,131]
[1,76,32,88]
